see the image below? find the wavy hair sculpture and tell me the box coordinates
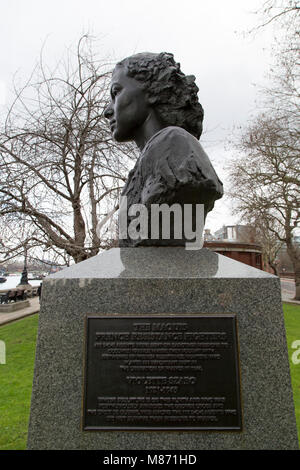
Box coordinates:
[116,52,204,139]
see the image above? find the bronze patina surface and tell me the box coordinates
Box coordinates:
[104,53,223,246]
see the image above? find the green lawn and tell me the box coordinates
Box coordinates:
[0,305,299,450]
[0,315,38,450]
[283,303,300,444]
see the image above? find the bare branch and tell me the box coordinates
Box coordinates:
[0,35,137,264]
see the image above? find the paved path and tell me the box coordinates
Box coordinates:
[0,297,40,326]
[281,278,300,305]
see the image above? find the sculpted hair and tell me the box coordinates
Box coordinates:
[116,52,204,139]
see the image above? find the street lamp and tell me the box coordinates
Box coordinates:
[18,244,31,287]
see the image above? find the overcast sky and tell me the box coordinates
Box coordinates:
[1,0,276,233]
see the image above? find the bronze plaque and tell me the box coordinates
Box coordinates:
[82,314,242,431]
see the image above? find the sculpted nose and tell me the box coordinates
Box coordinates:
[104,103,114,120]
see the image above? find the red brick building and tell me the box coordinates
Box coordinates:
[204,241,263,270]
[204,225,263,270]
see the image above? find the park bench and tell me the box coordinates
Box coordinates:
[0,291,11,304]
[0,290,17,303]
[16,290,27,301]
[0,289,27,303]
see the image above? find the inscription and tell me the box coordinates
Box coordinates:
[87,396,236,424]
[94,325,228,372]
[83,315,242,430]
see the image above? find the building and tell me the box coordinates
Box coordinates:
[204,224,263,270]
[214,225,256,243]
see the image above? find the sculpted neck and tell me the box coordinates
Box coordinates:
[134,110,165,151]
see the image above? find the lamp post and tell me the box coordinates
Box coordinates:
[18,244,31,287]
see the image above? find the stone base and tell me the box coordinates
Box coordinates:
[0,300,30,312]
[27,247,298,450]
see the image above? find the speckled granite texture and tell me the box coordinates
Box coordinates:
[27,247,299,450]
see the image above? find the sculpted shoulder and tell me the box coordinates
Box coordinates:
[140,126,196,180]
[142,125,198,158]
[141,126,222,188]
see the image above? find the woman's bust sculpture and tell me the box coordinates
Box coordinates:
[104,52,223,247]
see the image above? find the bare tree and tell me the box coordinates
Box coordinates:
[0,219,34,263]
[227,113,300,298]
[254,0,300,30]
[226,2,300,297]
[252,218,283,275]
[0,36,137,263]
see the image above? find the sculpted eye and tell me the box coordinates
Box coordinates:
[111,86,122,98]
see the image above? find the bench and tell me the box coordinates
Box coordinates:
[0,289,27,304]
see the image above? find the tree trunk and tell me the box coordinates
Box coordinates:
[269,261,279,277]
[73,199,87,263]
[88,165,101,258]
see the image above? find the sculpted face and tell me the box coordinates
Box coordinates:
[104,66,151,143]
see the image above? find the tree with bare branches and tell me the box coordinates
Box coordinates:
[227,112,300,298]
[0,36,137,264]
[254,0,299,29]
[227,2,300,298]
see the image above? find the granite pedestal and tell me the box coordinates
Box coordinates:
[27,247,298,449]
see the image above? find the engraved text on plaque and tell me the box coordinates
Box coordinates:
[82,314,242,431]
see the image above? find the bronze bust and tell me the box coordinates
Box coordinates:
[104,52,223,247]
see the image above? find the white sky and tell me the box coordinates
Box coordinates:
[0,0,276,233]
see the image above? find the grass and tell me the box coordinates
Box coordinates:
[0,315,38,450]
[283,303,300,444]
[0,305,299,450]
